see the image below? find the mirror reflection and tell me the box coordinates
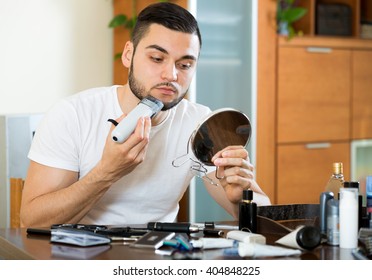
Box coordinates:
[190,108,251,166]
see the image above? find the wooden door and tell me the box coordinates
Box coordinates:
[277,142,350,204]
[277,47,351,143]
[352,50,372,139]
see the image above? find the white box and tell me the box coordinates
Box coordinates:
[226,230,266,244]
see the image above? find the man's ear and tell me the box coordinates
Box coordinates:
[121,41,133,68]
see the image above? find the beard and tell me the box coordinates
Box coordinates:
[128,62,188,111]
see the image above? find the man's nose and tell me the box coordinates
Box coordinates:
[161,62,178,81]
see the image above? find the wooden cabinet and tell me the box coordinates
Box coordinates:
[277,47,351,144]
[276,44,352,204]
[277,142,350,204]
[256,0,372,205]
[352,50,372,139]
[275,42,372,204]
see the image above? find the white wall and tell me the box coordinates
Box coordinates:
[0,0,114,115]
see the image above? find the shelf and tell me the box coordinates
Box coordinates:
[278,35,372,49]
[291,0,372,39]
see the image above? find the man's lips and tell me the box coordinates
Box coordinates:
[156,86,177,95]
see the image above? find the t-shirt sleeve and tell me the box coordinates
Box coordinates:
[28,99,80,172]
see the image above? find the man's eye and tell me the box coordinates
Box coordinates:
[151,56,163,63]
[178,62,192,70]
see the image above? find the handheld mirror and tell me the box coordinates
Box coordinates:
[172,108,251,185]
[191,108,251,165]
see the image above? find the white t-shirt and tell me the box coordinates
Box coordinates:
[29,85,212,225]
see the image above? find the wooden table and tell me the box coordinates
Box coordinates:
[0,225,357,260]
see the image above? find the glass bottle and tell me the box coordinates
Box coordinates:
[325,162,344,199]
[238,189,257,233]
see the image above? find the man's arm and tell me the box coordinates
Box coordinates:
[20,116,152,227]
[20,161,112,227]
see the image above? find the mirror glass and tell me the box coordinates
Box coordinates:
[190,108,251,166]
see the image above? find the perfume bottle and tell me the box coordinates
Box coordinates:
[238,189,257,233]
[319,191,334,237]
[325,162,344,199]
[326,198,339,246]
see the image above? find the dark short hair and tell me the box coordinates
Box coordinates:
[131,2,202,50]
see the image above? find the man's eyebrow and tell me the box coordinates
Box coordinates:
[146,44,197,61]
[146,44,168,54]
[182,54,197,61]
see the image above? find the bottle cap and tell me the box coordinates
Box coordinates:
[296,226,321,250]
[332,162,343,175]
[242,189,253,201]
[343,181,359,189]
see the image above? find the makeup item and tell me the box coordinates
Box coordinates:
[339,188,359,249]
[27,228,51,236]
[367,176,372,215]
[238,189,257,233]
[325,162,344,200]
[202,228,224,237]
[194,222,239,230]
[326,199,339,246]
[111,96,163,143]
[190,238,235,249]
[147,222,199,234]
[224,243,301,258]
[344,181,362,229]
[319,191,334,237]
[275,225,321,251]
[130,231,175,249]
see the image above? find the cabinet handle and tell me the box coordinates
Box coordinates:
[306,47,332,53]
[305,142,331,149]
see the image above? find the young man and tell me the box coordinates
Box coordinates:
[20,2,270,227]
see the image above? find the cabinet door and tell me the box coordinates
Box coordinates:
[352,50,372,139]
[277,142,350,204]
[277,47,351,143]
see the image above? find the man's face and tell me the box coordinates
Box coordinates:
[127,24,200,110]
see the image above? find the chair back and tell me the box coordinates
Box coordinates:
[10,178,24,228]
